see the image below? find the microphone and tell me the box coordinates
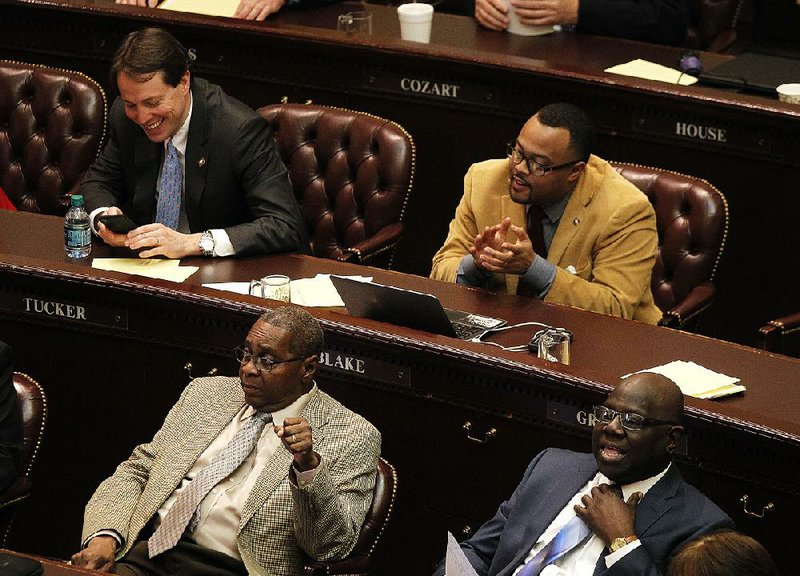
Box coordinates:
[678,51,704,76]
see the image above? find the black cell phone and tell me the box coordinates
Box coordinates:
[98,214,138,234]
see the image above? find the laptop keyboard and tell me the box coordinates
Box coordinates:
[452,322,490,340]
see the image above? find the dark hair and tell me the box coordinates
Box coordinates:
[111,28,192,88]
[669,531,778,576]
[535,103,596,162]
[258,308,324,359]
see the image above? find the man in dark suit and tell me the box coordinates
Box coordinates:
[81,28,308,259]
[435,372,733,576]
[474,0,689,46]
[0,341,22,494]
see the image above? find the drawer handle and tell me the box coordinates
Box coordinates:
[739,494,775,518]
[461,525,473,537]
[463,421,497,444]
[184,363,218,379]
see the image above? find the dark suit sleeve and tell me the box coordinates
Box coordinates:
[80,101,129,215]
[433,450,551,576]
[223,115,308,256]
[577,0,690,46]
[0,342,22,494]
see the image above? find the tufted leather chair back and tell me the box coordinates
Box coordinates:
[685,0,743,52]
[0,61,107,215]
[612,162,728,329]
[258,104,414,268]
[0,373,47,547]
[304,457,396,575]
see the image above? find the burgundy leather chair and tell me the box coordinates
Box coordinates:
[303,457,397,575]
[757,315,800,357]
[685,0,743,53]
[611,162,728,330]
[0,60,107,215]
[258,103,415,269]
[0,373,47,547]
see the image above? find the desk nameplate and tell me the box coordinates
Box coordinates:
[0,290,128,330]
[319,348,411,388]
[364,70,498,108]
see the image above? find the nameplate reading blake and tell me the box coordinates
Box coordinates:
[0,291,128,330]
[318,349,411,388]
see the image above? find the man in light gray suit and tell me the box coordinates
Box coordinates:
[72,307,380,575]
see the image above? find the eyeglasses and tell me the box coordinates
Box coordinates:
[506,142,581,177]
[592,405,679,431]
[234,346,304,373]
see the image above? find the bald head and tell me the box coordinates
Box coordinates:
[614,372,684,424]
[592,372,685,484]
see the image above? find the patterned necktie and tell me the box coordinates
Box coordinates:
[518,204,548,297]
[155,140,182,230]
[517,515,592,576]
[147,411,273,558]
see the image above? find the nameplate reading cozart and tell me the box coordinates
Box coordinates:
[0,291,128,330]
[365,71,497,107]
[318,349,411,388]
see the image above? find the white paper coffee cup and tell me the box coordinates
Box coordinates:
[777,84,800,105]
[397,3,434,43]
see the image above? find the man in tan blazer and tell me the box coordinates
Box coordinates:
[431,103,661,324]
[72,307,380,575]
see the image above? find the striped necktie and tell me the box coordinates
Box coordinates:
[147,411,273,558]
[155,140,182,230]
[517,515,592,576]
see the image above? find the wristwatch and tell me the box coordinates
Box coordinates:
[199,230,215,256]
[609,535,638,553]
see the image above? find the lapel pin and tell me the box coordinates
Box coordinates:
[573,218,580,225]
[198,157,206,168]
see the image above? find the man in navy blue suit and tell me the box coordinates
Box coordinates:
[435,372,733,576]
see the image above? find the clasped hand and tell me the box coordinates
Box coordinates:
[474,0,578,31]
[574,484,642,546]
[470,216,536,275]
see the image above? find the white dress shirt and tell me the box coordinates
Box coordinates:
[512,465,670,576]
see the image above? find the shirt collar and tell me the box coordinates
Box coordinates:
[598,462,671,501]
[242,382,317,424]
[166,91,193,156]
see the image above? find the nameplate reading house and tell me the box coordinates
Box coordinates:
[0,292,128,330]
[633,114,772,155]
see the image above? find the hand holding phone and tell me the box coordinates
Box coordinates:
[97,214,138,234]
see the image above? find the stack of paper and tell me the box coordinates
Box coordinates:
[629,360,745,399]
[203,274,372,307]
[92,258,199,282]
[605,59,698,86]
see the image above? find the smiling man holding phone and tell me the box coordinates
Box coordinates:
[81,27,308,259]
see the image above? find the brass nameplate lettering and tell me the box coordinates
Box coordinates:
[0,292,128,330]
[365,71,497,107]
[318,349,411,388]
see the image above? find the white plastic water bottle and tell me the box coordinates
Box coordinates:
[64,194,92,258]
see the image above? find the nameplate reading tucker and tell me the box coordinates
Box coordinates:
[365,71,498,107]
[318,349,411,388]
[0,291,128,330]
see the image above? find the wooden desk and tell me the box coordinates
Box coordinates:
[0,211,798,573]
[1,0,799,347]
[0,549,110,575]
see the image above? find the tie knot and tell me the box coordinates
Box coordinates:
[254,411,273,425]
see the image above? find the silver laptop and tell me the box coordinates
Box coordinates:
[330,276,506,340]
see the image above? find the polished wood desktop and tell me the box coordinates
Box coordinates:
[0,549,110,575]
[1,0,799,347]
[0,211,798,573]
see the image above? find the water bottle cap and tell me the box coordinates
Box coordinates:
[71,194,85,206]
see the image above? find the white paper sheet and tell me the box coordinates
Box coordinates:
[445,531,479,576]
[202,274,372,307]
[605,59,698,86]
[159,0,239,17]
[91,258,198,282]
[628,360,745,399]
